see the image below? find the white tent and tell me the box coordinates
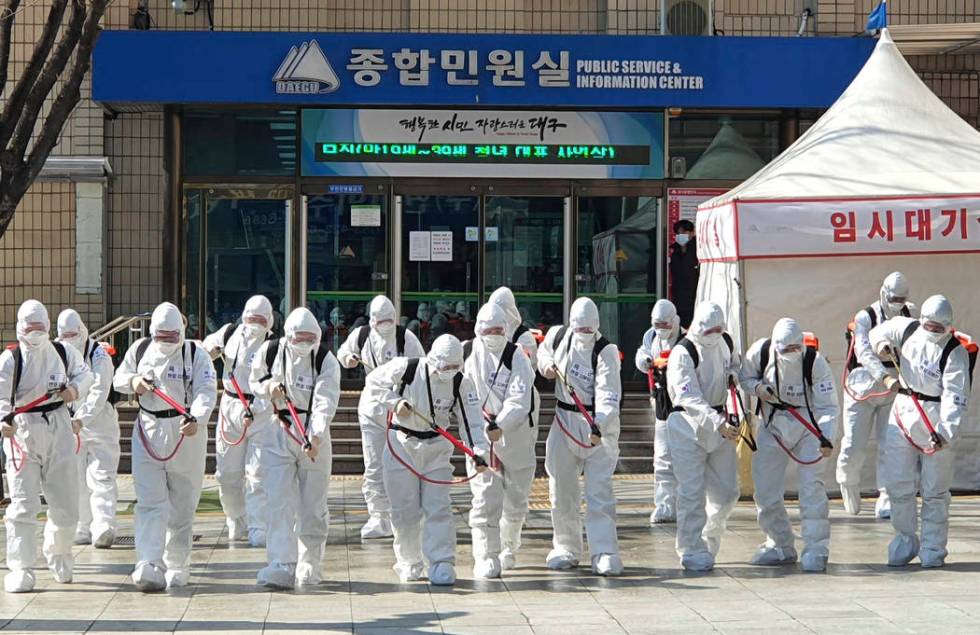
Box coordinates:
[686,121,765,180]
[697,29,980,490]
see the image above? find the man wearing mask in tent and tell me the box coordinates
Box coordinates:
[668,220,698,328]
[488,287,538,368]
[837,272,916,518]
[114,302,217,591]
[202,295,275,548]
[740,318,838,572]
[251,308,340,589]
[538,297,623,576]
[58,309,120,550]
[463,303,536,576]
[0,300,92,593]
[338,295,424,540]
[666,301,741,571]
[366,334,488,585]
[635,299,683,524]
[865,295,971,568]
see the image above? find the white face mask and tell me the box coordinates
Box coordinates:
[243,322,267,339]
[432,368,456,383]
[699,331,722,348]
[675,233,690,247]
[156,341,180,356]
[655,328,673,342]
[922,327,947,343]
[779,348,803,362]
[482,334,506,353]
[572,331,595,350]
[887,301,904,316]
[375,321,395,338]
[60,333,84,352]
[289,340,316,357]
[21,330,48,350]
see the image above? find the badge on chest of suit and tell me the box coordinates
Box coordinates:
[919,358,941,381]
[294,374,314,391]
[166,365,182,381]
[568,362,593,385]
[47,372,66,391]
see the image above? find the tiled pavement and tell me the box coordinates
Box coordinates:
[2,474,980,634]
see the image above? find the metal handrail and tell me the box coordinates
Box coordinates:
[90,313,151,342]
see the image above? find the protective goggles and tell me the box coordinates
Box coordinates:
[243,314,269,326]
[702,326,723,336]
[653,320,673,330]
[922,320,947,334]
[289,332,318,344]
[886,295,907,305]
[153,330,181,343]
[477,326,506,336]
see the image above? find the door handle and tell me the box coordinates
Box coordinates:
[372,272,389,281]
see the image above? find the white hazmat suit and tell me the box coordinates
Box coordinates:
[58,309,120,550]
[538,297,623,576]
[203,295,275,547]
[635,299,682,524]
[837,272,916,518]
[665,302,740,572]
[252,308,340,589]
[865,295,970,568]
[366,335,488,585]
[1,300,92,593]
[488,287,539,369]
[463,303,537,577]
[739,319,838,572]
[113,302,217,592]
[338,295,424,540]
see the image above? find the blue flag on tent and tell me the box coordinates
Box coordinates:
[866,1,887,31]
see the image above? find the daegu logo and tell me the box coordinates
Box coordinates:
[273,40,340,95]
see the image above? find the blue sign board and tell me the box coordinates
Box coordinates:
[93,31,874,109]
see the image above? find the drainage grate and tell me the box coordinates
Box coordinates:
[112,535,202,546]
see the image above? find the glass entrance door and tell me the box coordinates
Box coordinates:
[576,194,661,385]
[304,191,389,353]
[183,187,291,338]
[398,194,480,349]
[483,195,566,333]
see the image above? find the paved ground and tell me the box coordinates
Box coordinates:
[1,474,980,634]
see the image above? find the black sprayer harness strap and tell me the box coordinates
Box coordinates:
[357,325,406,368]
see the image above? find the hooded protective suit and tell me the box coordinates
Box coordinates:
[0,300,92,593]
[865,295,969,568]
[635,299,682,524]
[463,303,536,576]
[113,302,217,591]
[837,272,916,519]
[739,318,838,572]
[665,302,740,572]
[338,295,424,540]
[57,309,120,550]
[202,295,275,547]
[366,334,487,586]
[488,287,539,369]
[251,308,340,589]
[538,297,623,576]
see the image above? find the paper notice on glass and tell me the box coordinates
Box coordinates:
[350,204,381,227]
[431,231,453,261]
[409,231,431,261]
[485,227,499,242]
[465,226,479,242]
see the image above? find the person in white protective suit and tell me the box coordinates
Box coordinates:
[365,334,488,585]
[113,302,217,592]
[837,272,916,519]
[635,299,683,525]
[338,295,425,540]
[665,301,741,572]
[487,287,538,367]
[864,295,970,568]
[538,297,623,576]
[57,309,120,550]
[0,300,92,593]
[202,295,275,547]
[739,318,838,572]
[251,308,340,589]
[463,303,537,577]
